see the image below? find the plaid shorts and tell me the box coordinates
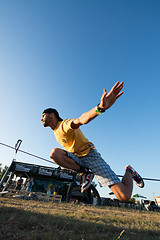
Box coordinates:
[67,148,120,187]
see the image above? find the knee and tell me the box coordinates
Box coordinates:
[110,183,131,202]
[50,148,59,160]
[50,148,65,165]
[113,191,130,202]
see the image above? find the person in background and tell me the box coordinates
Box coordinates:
[15,176,23,191]
[53,184,59,195]
[26,178,34,192]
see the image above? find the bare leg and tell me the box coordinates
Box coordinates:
[50,148,133,201]
[50,148,81,171]
[110,171,133,202]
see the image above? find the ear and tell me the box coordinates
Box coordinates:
[50,112,56,120]
[50,112,54,117]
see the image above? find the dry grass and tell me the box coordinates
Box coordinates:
[0,197,160,240]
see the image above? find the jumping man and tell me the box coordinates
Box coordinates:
[41,81,144,202]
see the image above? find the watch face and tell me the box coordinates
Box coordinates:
[98,107,105,112]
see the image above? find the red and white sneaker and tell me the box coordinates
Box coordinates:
[126,165,144,188]
[81,173,94,193]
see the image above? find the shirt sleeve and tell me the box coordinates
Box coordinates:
[61,119,74,133]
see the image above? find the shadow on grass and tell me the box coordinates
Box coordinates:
[0,205,159,240]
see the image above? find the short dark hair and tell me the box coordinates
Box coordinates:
[42,108,63,121]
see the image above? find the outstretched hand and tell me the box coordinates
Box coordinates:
[99,81,124,110]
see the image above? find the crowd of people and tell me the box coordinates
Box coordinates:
[14,176,62,196]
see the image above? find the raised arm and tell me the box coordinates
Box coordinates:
[71,81,124,129]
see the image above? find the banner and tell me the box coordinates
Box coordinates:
[10,161,74,181]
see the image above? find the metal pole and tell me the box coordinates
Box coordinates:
[15,139,22,154]
[2,171,13,191]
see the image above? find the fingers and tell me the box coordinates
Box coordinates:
[113,81,120,89]
[101,89,107,99]
[103,88,107,95]
[116,91,124,99]
[113,81,124,96]
[102,81,124,100]
[99,89,107,108]
[113,81,123,89]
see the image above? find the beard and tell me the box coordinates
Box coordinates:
[43,118,51,127]
[43,121,50,127]
[42,114,52,127]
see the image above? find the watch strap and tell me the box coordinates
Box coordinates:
[95,104,105,115]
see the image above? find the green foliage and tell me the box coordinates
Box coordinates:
[129,198,135,204]
[0,163,8,180]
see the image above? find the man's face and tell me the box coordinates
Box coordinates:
[41,113,52,127]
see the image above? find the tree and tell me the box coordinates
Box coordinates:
[0,163,8,180]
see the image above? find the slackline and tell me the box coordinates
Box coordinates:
[0,142,160,182]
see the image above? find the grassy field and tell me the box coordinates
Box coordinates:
[0,197,160,240]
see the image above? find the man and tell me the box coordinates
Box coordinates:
[26,178,34,192]
[41,81,144,202]
[15,176,23,191]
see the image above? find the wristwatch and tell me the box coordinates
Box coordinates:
[95,104,105,115]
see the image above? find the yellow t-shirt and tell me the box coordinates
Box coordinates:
[53,119,94,157]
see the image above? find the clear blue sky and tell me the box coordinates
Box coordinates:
[0,0,160,200]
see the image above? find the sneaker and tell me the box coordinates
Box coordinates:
[126,165,144,188]
[81,173,94,193]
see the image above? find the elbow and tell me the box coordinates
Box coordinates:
[76,117,89,126]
